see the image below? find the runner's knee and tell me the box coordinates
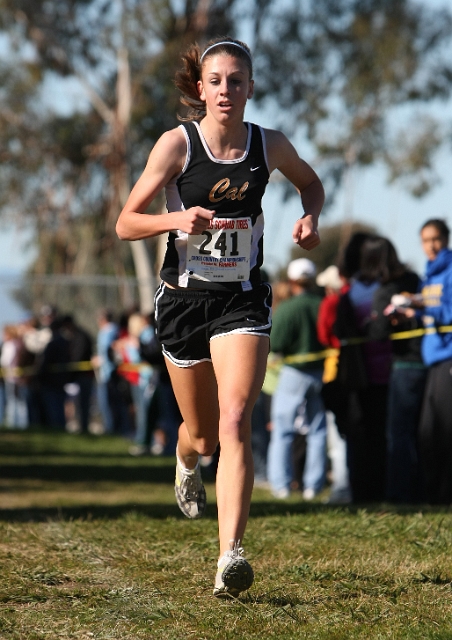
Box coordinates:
[190,435,219,457]
[218,405,251,442]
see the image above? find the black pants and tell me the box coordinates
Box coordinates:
[386,366,427,503]
[419,359,452,504]
[346,384,388,503]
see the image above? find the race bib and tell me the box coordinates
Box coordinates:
[186,216,252,282]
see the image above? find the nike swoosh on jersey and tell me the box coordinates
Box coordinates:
[250,166,261,171]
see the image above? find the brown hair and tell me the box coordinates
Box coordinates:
[358,236,406,285]
[174,36,253,122]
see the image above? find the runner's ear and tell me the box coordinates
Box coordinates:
[197,80,206,101]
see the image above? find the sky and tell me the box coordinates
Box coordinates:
[259,142,452,278]
[0,0,451,327]
[243,0,452,278]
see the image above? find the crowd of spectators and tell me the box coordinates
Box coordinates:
[255,218,452,505]
[0,304,180,457]
[2,217,452,505]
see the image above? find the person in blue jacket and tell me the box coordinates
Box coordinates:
[416,219,452,503]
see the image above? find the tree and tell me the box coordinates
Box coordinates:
[1,0,452,318]
[0,0,236,314]
[251,0,452,204]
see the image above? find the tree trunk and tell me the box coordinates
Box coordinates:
[116,42,155,312]
[129,239,155,314]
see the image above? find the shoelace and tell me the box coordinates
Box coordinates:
[228,539,245,559]
[180,472,201,501]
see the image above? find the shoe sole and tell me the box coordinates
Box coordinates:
[213,558,254,597]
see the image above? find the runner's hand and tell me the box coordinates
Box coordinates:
[292,215,320,250]
[175,207,214,234]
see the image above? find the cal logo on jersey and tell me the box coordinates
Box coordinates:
[209,178,249,203]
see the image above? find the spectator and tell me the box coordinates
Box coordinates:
[138,319,181,456]
[15,318,41,426]
[0,324,28,428]
[414,219,452,504]
[107,311,136,437]
[35,318,71,430]
[316,265,352,504]
[368,238,426,503]
[92,309,118,434]
[267,258,327,500]
[250,271,287,486]
[335,236,393,502]
[61,315,95,434]
[112,312,157,455]
[21,306,59,426]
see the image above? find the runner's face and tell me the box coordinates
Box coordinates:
[421,225,448,261]
[198,54,253,121]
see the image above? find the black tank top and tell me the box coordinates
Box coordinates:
[160,121,270,291]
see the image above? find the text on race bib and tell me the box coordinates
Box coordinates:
[186,217,252,282]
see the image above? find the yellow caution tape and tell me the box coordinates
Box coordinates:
[2,324,452,377]
[279,324,452,366]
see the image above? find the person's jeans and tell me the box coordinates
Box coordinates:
[326,410,351,501]
[132,380,157,447]
[267,366,327,494]
[386,365,427,503]
[251,391,271,482]
[156,381,181,455]
[97,380,114,434]
[4,381,28,429]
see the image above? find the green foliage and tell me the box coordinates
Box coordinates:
[252,0,452,200]
[0,0,237,313]
[0,0,452,315]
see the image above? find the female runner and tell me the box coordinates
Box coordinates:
[116,36,324,597]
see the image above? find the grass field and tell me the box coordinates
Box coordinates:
[1,429,452,639]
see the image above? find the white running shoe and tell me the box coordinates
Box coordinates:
[302,487,316,501]
[174,460,206,519]
[213,540,254,597]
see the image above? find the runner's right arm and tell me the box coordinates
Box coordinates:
[116,128,213,240]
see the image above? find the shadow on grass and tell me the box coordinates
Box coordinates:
[0,429,183,483]
[0,462,177,483]
[1,430,451,523]
[1,498,450,524]
[0,502,216,522]
[250,501,452,517]
[0,450,144,459]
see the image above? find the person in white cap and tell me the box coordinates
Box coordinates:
[116,36,324,596]
[316,265,352,504]
[267,258,327,499]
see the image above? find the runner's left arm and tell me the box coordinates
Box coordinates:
[265,129,324,250]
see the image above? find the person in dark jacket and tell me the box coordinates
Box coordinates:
[368,239,426,503]
[335,237,393,503]
[36,318,71,430]
[62,315,95,434]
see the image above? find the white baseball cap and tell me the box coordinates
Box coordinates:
[316,265,343,290]
[287,258,316,281]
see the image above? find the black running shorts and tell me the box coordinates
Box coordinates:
[154,282,272,367]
